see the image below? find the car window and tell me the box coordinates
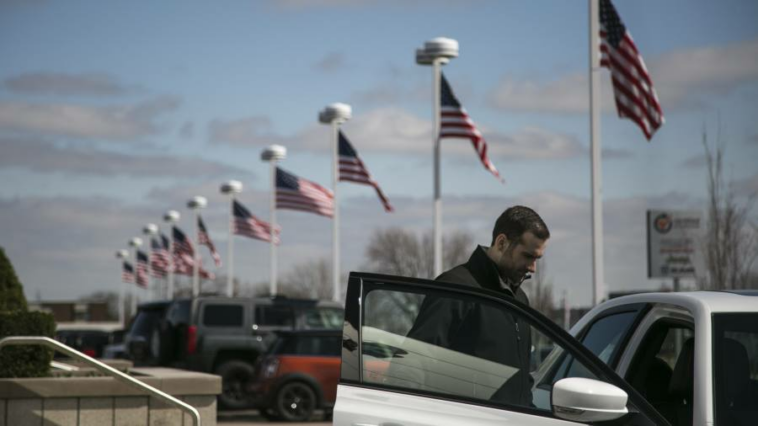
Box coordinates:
[713,313,758,426]
[255,305,294,327]
[360,287,603,414]
[203,304,244,327]
[167,300,190,325]
[543,311,638,385]
[129,308,165,337]
[301,307,343,329]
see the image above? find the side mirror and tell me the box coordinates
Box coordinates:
[552,377,628,422]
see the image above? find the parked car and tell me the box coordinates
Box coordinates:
[54,322,123,358]
[250,330,342,422]
[532,289,758,426]
[334,272,674,426]
[144,295,343,409]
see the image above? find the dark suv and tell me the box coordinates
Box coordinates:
[145,296,343,409]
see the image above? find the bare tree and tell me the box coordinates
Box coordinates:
[277,258,333,299]
[700,128,758,290]
[363,228,474,279]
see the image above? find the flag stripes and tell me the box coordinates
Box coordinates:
[599,0,664,140]
[338,131,393,212]
[439,73,503,182]
[150,235,171,277]
[136,250,149,288]
[276,167,334,217]
[122,261,134,283]
[233,200,280,243]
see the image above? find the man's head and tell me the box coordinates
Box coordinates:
[487,206,550,286]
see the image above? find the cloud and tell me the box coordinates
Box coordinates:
[0,136,249,178]
[208,108,586,161]
[208,116,286,146]
[4,72,136,97]
[734,173,758,198]
[0,96,181,141]
[179,122,194,139]
[487,38,758,113]
[313,52,346,72]
[681,154,707,169]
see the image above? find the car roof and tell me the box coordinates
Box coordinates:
[596,290,758,316]
[55,322,123,332]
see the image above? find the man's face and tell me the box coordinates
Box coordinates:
[492,231,548,284]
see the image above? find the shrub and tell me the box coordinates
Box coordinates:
[0,247,28,312]
[0,311,56,378]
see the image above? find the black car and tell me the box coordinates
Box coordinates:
[54,322,123,359]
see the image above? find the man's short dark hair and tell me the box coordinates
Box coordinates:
[491,205,550,245]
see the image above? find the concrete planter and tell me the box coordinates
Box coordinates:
[0,367,221,426]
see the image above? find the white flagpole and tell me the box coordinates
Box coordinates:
[142,224,158,302]
[416,38,458,279]
[115,250,129,326]
[128,237,142,319]
[262,146,286,297]
[590,0,605,306]
[187,196,207,299]
[164,210,180,300]
[221,181,242,298]
[320,104,351,303]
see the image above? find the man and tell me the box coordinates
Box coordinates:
[406,205,549,407]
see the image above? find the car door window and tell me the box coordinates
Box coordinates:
[203,304,244,327]
[255,306,294,327]
[352,283,663,424]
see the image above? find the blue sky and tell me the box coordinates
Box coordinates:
[1,0,757,307]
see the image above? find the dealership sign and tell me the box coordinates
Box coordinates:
[647,210,703,279]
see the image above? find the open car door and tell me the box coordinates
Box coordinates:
[334,272,669,426]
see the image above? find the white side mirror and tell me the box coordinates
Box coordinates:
[552,377,628,422]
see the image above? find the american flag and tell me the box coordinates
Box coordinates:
[171,226,214,279]
[600,0,664,140]
[276,167,334,218]
[172,226,195,258]
[172,254,214,279]
[338,131,393,213]
[136,250,149,288]
[233,200,280,244]
[198,215,221,267]
[440,73,503,182]
[122,261,134,283]
[150,235,171,277]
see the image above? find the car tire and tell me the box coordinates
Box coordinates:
[215,360,256,410]
[275,381,317,422]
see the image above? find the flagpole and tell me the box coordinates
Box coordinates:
[221,181,242,298]
[128,237,142,319]
[188,196,207,298]
[115,250,129,326]
[320,103,351,303]
[262,145,287,297]
[416,38,458,279]
[142,224,158,302]
[589,0,605,306]
[164,210,180,299]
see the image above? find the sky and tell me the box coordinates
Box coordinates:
[1,0,757,307]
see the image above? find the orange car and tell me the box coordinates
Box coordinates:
[250,330,342,422]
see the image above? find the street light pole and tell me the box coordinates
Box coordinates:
[416,37,458,278]
[319,103,352,303]
[261,145,287,297]
[163,210,180,299]
[187,197,207,298]
[115,249,129,326]
[220,181,242,297]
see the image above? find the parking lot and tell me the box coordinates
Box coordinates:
[218,409,330,426]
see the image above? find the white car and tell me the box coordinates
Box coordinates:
[333,272,757,426]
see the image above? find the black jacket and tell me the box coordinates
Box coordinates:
[406,245,533,407]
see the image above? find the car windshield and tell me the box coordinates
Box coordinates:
[301,307,343,329]
[713,313,758,426]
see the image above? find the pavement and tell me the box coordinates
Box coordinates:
[217,409,331,426]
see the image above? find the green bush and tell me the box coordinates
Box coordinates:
[0,247,28,312]
[0,311,56,378]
